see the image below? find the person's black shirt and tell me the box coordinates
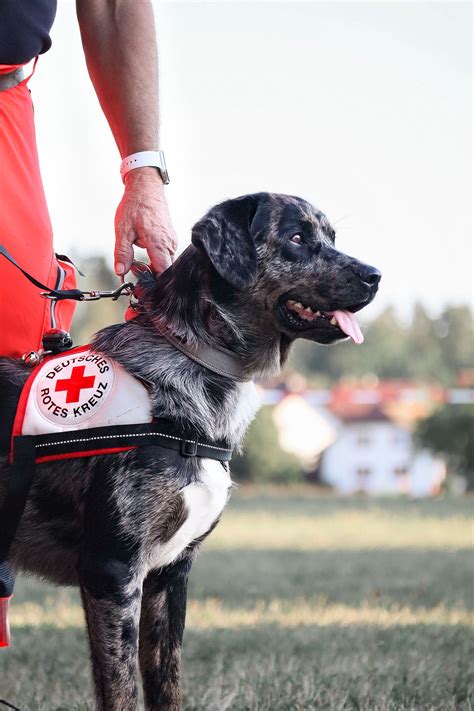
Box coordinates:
[0,0,57,65]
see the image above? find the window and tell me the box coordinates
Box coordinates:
[356,434,370,446]
[357,467,371,477]
[394,466,408,476]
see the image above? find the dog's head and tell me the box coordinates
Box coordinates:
[191,192,380,346]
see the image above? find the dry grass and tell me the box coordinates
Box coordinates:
[206,509,472,550]
[10,595,472,630]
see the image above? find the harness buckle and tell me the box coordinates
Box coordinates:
[180,438,198,457]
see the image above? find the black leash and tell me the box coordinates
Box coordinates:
[1,243,252,381]
[0,244,133,302]
[0,700,23,711]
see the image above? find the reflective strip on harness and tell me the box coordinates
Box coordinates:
[13,422,233,464]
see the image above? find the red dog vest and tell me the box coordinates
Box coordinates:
[12,345,152,462]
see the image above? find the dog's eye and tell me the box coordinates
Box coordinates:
[289,234,303,245]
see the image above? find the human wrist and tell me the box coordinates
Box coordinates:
[123,166,165,188]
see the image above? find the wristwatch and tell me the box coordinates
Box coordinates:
[120,150,170,184]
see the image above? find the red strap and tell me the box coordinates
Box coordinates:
[0,596,12,647]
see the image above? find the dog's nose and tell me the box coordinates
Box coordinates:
[355,264,381,288]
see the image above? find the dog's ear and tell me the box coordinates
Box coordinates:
[191,193,267,289]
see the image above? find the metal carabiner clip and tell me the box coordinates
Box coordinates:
[82,282,135,301]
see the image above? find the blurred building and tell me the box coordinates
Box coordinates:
[265,381,466,497]
[318,403,445,496]
[272,392,336,467]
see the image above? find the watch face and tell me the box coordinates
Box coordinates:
[160,168,170,184]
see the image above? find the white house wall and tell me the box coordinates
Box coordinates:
[320,421,423,495]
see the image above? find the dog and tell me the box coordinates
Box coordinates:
[0,192,380,710]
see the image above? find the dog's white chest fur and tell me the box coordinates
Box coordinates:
[149,460,231,570]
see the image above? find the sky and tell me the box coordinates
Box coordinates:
[31,0,472,319]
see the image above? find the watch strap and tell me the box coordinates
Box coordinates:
[120,150,169,184]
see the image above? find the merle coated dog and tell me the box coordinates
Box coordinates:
[0,193,380,709]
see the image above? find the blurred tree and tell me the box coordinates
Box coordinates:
[415,405,474,490]
[436,306,474,378]
[294,304,473,385]
[295,306,410,381]
[404,302,445,380]
[231,406,303,483]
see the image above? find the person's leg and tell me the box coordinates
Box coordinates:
[0,74,75,358]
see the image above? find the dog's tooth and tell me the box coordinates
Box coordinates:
[330,316,337,326]
[315,311,321,317]
[304,307,313,315]
[287,300,296,306]
[295,302,303,309]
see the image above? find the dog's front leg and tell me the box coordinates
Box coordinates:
[80,562,143,711]
[79,461,144,710]
[139,556,192,711]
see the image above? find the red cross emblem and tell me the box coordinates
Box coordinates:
[55,366,96,403]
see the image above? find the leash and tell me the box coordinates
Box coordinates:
[0,244,134,302]
[0,700,23,711]
[1,242,251,382]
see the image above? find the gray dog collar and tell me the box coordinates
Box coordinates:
[150,318,252,383]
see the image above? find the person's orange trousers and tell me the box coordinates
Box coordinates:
[0,61,75,359]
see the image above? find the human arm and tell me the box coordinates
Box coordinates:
[76,0,177,275]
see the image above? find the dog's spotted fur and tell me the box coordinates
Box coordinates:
[0,193,379,709]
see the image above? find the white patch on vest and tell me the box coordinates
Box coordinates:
[21,349,152,435]
[149,460,231,570]
[35,352,115,425]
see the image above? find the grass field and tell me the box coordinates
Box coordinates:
[1,490,473,710]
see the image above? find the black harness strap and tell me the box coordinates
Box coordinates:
[0,436,36,642]
[31,421,233,461]
[0,437,36,596]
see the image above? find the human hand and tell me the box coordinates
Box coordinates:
[114,168,177,276]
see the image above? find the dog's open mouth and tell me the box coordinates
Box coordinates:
[276,297,364,344]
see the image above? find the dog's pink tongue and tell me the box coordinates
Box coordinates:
[331,310,364,344]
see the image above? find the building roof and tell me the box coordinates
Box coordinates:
[328,403,392,424]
